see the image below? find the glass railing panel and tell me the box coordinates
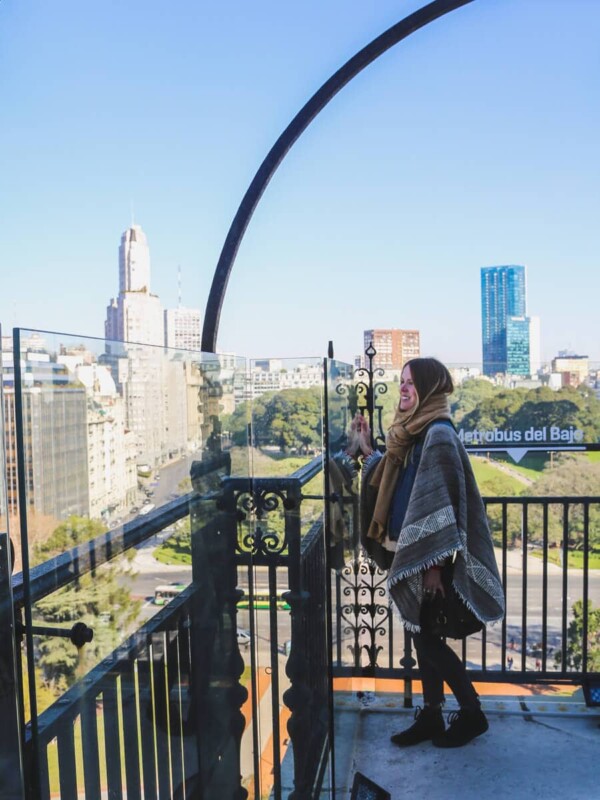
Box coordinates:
[239,356,326,799]
[11,327,249,798]
[324,357,359,798]
[246,355,324,529]
[0,325,25,798]
[187,349,251,799]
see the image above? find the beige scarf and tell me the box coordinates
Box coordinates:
[367,392,451,543]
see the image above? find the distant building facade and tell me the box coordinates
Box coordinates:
[528,316,541,376]
[164,307,201,352]
[75,362,138,520]
[2,352,90,525]
[363,329,420,371]
[238,360,322,402]
[551,353,589,387]
[506,316,530,376]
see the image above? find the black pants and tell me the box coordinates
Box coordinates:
[413,631,480,709]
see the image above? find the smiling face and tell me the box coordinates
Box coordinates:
[399,364,418,412]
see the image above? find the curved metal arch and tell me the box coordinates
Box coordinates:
[201,0,475,352]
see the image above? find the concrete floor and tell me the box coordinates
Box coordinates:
[330,690,600,800]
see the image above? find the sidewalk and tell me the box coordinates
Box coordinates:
[502,546,562,575]
[502,546,600,576]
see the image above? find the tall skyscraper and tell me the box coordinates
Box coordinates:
[506,316,530,376]
[363,329,420,371]
[104,224,167,467]
[105,225,164,347]
[481,265,528,375]
[528,316,541,376]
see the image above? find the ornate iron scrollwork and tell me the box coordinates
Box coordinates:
[334,343,388,449]
[235,488,289,556]
[339,556,389,670]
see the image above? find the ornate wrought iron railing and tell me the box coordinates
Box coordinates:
[14,454,330,800]
[332,495,600,691]
[10,452,600,798]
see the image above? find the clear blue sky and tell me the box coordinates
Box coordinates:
[1,0,598,365]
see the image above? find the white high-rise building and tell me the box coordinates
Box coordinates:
[164,307,201,352]
[105,225,164,347]
[104,224,167,467]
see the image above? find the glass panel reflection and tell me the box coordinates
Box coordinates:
[11,328,249,798]
[324,357,359,799]
[240,356,327,800]
[0,326,25,799]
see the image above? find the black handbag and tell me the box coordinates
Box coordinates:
[419,564,483,640]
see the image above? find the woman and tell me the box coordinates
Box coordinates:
[348,357,504,748]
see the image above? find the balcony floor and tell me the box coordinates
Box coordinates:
[328,685,600,799]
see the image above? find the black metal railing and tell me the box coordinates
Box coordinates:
[14,454,330,800]
[331,496,600,693]
[11,453,600,798]
[33,590,195,800]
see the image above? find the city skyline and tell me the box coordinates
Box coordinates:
[0,1,598,364]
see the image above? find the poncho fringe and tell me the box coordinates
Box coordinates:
[364,425,505,634]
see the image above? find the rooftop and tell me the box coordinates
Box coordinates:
[324,684,599,800]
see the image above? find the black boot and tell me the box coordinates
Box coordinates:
[432,707,488,748]
[390,705,445,747]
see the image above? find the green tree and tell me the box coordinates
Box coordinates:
[459,384,600,444]
[34,517,141,693]
[36,516,107,558]
[555,600,600,671]
[154,518,192,565]
[527,456,600,549]
[461,388,528,431]
[233,388,322,453]
[469,457,526,548]
[223,400,252,447]
[451,379,497,424]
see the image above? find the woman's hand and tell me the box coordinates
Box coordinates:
[423,567,445,598]
[345,414,361,457]
[346,413,374,458]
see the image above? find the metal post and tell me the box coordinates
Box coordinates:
[0,532,25,799]
[282,481,312,800]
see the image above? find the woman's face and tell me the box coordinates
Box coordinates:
[400,365,418,412]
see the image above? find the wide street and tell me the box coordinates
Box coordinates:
[127,509,600,673]
[120,454,600,658]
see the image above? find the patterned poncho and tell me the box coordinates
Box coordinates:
[363,424,505,633]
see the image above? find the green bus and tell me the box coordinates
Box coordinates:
[154,583,186,605]
[238,590,290,611]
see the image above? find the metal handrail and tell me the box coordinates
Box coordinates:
[13,455,326,609]
[11,494,192,608]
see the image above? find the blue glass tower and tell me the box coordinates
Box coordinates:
[481,265,526,375]
[506,316,530,376]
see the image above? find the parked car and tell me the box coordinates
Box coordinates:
[237,629,251,649]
